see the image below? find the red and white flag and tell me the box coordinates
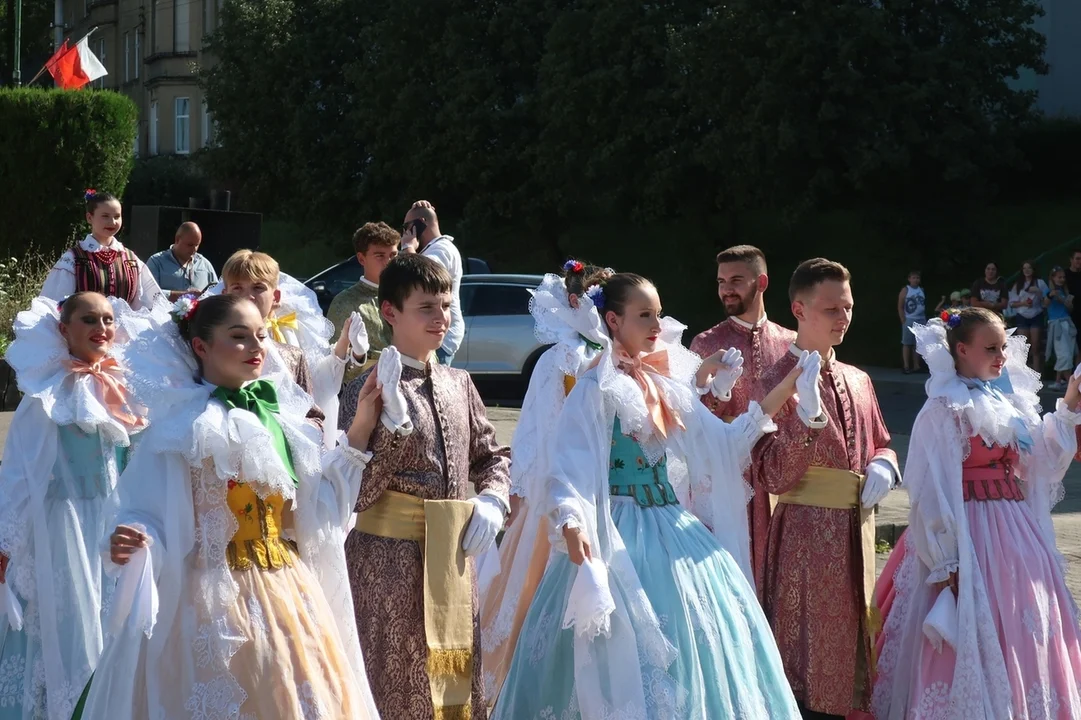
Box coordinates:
[45,34,108,90]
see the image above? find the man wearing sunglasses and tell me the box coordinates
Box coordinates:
[402,200,464,366]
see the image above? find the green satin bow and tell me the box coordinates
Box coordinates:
[212,380,298,487]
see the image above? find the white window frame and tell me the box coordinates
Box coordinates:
[134,29,141,79]
[201,100,210,147]
[175,97,191,155]
[149,101,159,156]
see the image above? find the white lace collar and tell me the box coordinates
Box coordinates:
[730,313,768,330]
[912,320,1042,447]
[528,273,609,351]
[5,296,147,444]
[80,234,125,252]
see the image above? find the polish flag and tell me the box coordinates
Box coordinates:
[46,35,108,90]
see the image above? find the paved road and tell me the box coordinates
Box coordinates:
[4,366,1081,595]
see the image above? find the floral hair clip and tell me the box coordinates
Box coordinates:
[940,309,962,328]
[171,294,199,323]
[84,189,97,201]
[563,259,584,273]
[585,284,605,310]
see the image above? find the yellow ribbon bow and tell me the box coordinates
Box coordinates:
[266,311,299,343]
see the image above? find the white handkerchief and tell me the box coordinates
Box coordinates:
[562,557,616,640]
[923,587,958,653]
[106,541,159,638]
[475,543,501,596]
[0,582,22,632]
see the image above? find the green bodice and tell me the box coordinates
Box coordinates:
[608,418,678,508]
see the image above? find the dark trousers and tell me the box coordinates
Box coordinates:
[798,705,844,720]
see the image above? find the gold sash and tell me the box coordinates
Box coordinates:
[357,490,475,719]
[776,466,880,685]
[720,415,736,423]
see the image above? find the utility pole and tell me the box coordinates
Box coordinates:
[13,0,22,85]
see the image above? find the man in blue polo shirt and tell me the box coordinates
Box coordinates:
[146,222,218,301]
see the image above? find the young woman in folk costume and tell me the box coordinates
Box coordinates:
[205,250,366,448]
[479,260,611,699]
[492,273,808,719]
[41,191,166,312]
[80,293,380,719]
[872,307,1081,720]
[0,292,149,720]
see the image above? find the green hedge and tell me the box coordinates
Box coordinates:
[0,89,138,257]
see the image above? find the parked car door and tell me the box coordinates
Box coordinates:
[460,283,537,374]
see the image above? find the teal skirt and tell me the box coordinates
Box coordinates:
[492,499,801,719]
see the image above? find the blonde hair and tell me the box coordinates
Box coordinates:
[222,249,280,288]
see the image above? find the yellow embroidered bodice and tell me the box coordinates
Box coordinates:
[226,481,297,571]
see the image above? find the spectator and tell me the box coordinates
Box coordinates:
[933,290,965,315]
[1046,265,1077,390]
[970,261,1008,315]
[1008,260,1048,372]
[1066,249,1081,353]
[402,200,463,365]
[327,221,399,382]
[146,222,218,302]
[897,270,926,373]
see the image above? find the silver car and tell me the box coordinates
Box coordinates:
[455,274,549,383]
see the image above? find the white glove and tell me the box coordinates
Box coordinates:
[348,311,370,358]
[795,350,823,424]
[709,348,744,399]
[377,346,410,430]
[861,460,895,509]
[462,495,505,557]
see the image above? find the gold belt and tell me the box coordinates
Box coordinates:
[720,415,736,423]
[357,490,475,719]
[776,466,880,688]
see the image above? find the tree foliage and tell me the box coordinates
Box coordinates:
[0,88,137,256]
[202,0,1049,252]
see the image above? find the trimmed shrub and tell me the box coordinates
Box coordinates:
[0,88,138,257]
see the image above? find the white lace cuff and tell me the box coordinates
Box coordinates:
[925,560,960,585]
[796,405,829,429]
[549,510,585,553]
[336,431,373,466]
[1054,398,1081,426]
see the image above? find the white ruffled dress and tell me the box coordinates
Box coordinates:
[873,322,1081,720]
[79,311,380,719]
[0,296,150,720]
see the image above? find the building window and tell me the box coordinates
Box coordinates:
[124,32,130,82]
[201,100,210,147]
[175,0,191,52]
[133,127,140,158]
[96,38,107,89]
[134,29,141,79]
[175,97,191,154]
[149,101,159,156]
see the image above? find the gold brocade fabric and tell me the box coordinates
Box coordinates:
[226,482,297,571]
[357,490,476,718]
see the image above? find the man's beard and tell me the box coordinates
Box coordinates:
[723,285,758,317]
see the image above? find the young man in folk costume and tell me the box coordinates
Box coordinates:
[753,258,899,720]
[690,244,795,598]
[339,254,511,719]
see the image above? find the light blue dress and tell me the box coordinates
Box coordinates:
[0,426,127,720]
[493,419,800,720]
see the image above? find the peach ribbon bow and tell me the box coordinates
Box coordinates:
[614,347,686,439]
[64,356,146,430]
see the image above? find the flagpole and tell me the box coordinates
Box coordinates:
[12,0,22,85]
